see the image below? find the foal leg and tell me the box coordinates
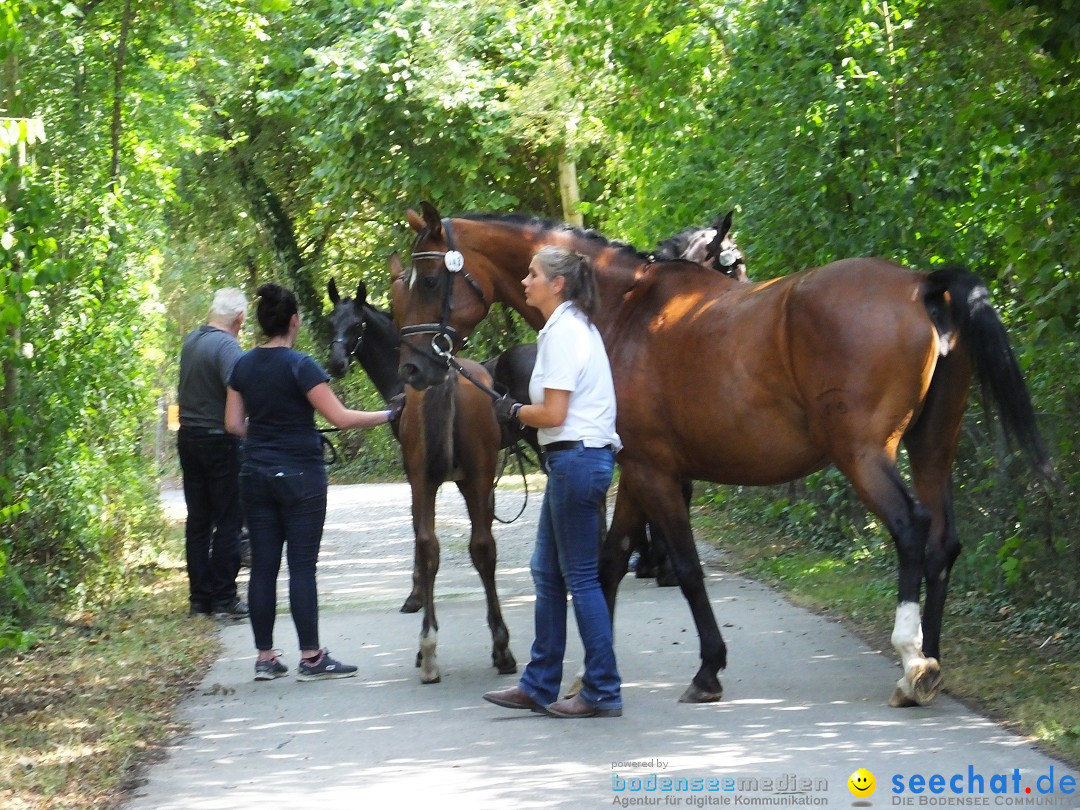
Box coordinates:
[456,478,516,674]
[411,482,442,684]
[401,559,423,613]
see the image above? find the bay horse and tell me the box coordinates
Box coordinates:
[326,273,523,683]
[394,201,1054,706]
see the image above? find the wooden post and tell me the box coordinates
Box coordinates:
[558,149,583,227]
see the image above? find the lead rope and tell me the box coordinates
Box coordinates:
[492,442,532,524]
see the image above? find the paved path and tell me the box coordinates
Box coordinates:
[133,483,1078,809]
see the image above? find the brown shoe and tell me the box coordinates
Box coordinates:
[544,694,623,718]
[482,686,544,712]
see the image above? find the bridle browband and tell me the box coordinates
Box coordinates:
[399,218,489,366]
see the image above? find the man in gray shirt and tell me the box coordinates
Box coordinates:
[178,288,249,619]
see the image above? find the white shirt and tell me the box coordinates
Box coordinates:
[530,302,621,451]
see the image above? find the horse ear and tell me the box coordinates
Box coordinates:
[407,208,425,233]
[388,252,404,281]
[703,229,724,269]
[328,278,340,304]
[356,280,368,306]
[713,210,734,241]
[419,201,443,237]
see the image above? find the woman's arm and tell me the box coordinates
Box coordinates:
[517,388,570,429]
[306,382,393,429]
[225,387,248,438]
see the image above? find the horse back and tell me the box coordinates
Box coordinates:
[608,258,941,484]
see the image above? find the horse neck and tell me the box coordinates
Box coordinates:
[459,218,644,339]
[354,307,404,401]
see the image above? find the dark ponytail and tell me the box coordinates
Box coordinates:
[255,282,298,338]
[533,246,600,319]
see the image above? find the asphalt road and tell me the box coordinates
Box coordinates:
[129,482,1079,809]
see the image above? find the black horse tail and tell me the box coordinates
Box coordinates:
[422,376,456,483]
[923,266,1056,483]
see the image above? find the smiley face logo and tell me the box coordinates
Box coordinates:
[848,768,876,798]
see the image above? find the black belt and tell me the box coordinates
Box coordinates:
[542,440,584,454]
[541,440,614,454]
[179,426,228,436]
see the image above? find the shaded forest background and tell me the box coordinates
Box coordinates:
[0,0,1076,646]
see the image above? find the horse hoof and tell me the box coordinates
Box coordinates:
[421,672,442,684]
[635,565,657,579]
[889,658,942,707]
[911,658,943,705]
[563,676,584,699]
[656,572,679,588]
[679,682,723,703]
[889,686,919,708]
[493,651,518,675]
[400,596,422,614]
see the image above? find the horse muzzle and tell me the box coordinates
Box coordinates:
[398,358,449,391]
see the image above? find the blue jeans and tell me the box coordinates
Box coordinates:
[178,429,242,610]
[519,446,621,709]
[240,463,327,652]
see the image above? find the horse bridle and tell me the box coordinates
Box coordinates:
[400,218,489,366]
[330,319,366,362]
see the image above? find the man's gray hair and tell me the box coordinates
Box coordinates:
[209,287,247,321]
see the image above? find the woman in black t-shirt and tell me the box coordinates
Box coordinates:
[226,282,402,682]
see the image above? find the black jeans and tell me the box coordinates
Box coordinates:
[240,463,328,652]
[177,429,243,610]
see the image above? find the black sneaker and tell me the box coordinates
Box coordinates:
[254,651,288,681]
[296,648,358,681]
[212,599,249,621]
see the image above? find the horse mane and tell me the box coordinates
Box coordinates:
[458,213,650,264]
[360,300,396,341]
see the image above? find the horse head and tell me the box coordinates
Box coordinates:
[326,278,372,378]
[654,210,749,282]
[398,201,494,390]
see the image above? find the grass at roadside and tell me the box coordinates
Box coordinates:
[692,504,1080,769]
[0,534,220,810]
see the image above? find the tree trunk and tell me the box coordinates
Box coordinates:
[558,150,583,227]
[110,0,134,193]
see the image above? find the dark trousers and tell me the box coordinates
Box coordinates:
[240,463,327,652]
[178,429,243,610]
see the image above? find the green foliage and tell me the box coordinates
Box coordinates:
[3,0,1077,644]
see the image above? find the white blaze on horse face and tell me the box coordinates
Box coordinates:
[891,601,926,689]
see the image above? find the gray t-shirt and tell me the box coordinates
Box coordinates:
[178,325,242,431]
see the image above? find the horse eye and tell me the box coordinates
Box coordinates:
[421,274,440,290]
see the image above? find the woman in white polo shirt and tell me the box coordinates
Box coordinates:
[483,245,623,719]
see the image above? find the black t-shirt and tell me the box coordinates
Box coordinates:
[228,347,330,467]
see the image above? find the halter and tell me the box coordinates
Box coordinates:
[399,218,489,366]
[716,247,747,280]
[331,319,366,360]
